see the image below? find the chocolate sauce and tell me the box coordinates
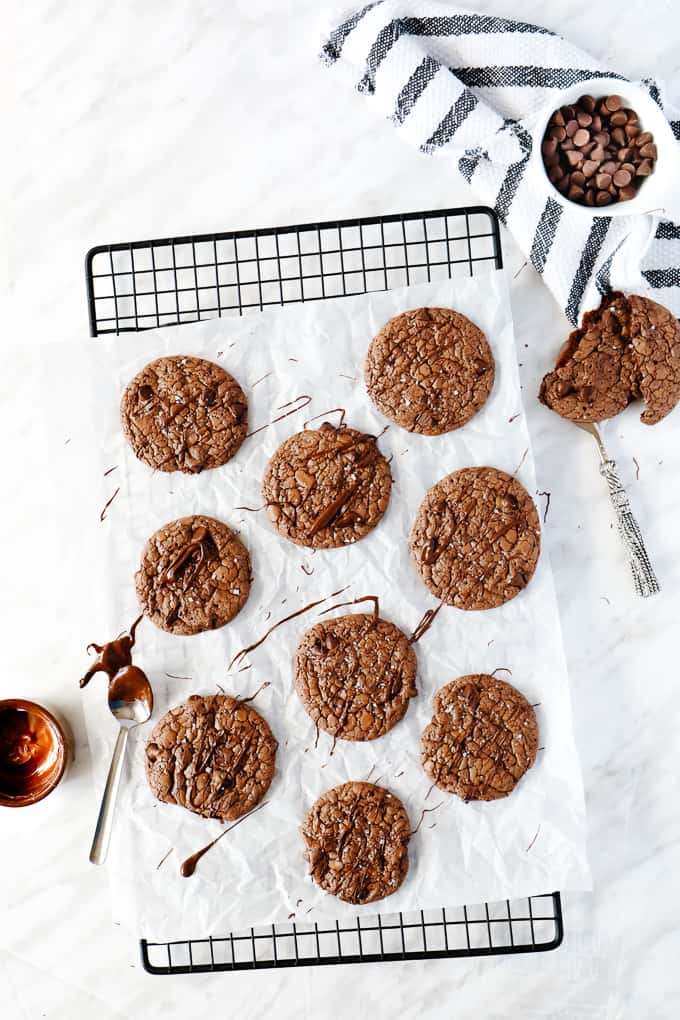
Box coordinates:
[108,665,154,707]
[409,603,444,644]
[237,680,271,705]
[0,701,67,805]
[303,408,347,429]
[100,486,120,522]
[228,586,349,669]
[180,801,268,878]
[319,594,380,620]
[411,801,444,836]
[247,394,312,438]
[307,479,362,537]
[80,614,143,688]
[163,526,208,582]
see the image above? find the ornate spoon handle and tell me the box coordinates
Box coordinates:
[599,458,661,598]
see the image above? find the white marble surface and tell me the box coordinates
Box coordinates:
[3,2,680,1017]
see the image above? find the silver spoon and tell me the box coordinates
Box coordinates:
[573,420,660,597]
[89,665,153,865]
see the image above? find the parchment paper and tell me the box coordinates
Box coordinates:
[46,274,590,937]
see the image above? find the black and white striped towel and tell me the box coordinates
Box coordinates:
[321,1,680,325]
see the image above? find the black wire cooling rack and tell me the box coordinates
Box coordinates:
[85,205,563,975]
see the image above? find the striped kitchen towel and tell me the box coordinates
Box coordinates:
[321,1,680,324]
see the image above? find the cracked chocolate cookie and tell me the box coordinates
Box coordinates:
[261,423,392,549]
[145,694,276,821]
[365,307,495,434]
[121,355,248,472]
[135,514,251,635]
[420,674,538,801]
[302,782,411,904]
[294,611,417,741]
[410,467,540,610]
[540,291,680,425]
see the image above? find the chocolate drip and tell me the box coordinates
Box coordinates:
[409,603,444,644]
[180,801,268,878]
[163,526,208,582]
[80,614,143,688]
[247,394,312,438]
[319,594,380,620]
[228,586,349,670]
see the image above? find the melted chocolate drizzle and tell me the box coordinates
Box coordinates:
[80,615,143,688]
[319,594,380,620]
[180,801,268,878]
[408,603,444,644]
[247,394,312,438]
[163,526,208,583]
[228,587,349,670]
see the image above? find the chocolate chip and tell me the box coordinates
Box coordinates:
[596,190,612,206]
[610,110,628,127]
[605,95,622,112]
[625,123,641,139]
[579,95,596,114]
[639,142,657,159]
[555,380,573,396]
[568,184,585,202]
[565,119,579,138]
[637,158,653,176]
[582,159,599,178]
[636,131,653,147]
[618,185,637,201]
[139,384,154,400]
[613,168,632,188]
[573,128,590,147]
[566,149,583,167]
[580,385,596,401]
[577,111,593,128]
[595,172,612,190]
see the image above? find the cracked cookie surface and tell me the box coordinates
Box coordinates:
[262,423,392,549]
[302,782,411,904]
[135,514,250,635]
[410,467,540,610]
[294,613,417,741]
[421,674,538,801]
[539,291,680,425]
[145,694,276,821]
[365,306,495,434]
[121,355,248,472]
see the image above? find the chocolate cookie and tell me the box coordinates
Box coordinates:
[294,612,417,740]
[540,292,680,425]
[135,514,250,635]
[121,355,248,473]
[302,782,411,904]
[410,467,541,610]
[420,674,538,801]
[145,694,276,821]
[262,423,392,549]
[365,307,494,434]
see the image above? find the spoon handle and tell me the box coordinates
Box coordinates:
[599,458,661,597]
[89,725,129,865]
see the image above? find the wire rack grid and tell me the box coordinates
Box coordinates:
[85,205,563,975]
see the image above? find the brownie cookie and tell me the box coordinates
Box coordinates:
[410,467,541,610]
[420,674,538,801]
[120,355,248,473]
[302,782,411,904]
[135,514,250,635]
[294,612,417,740]
[365,307,494,434]
[145,694,276,821]
[540,292,680,425]
[262,423,392,549]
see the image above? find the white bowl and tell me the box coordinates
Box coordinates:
[529,76,680,221]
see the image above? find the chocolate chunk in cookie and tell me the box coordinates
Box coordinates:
[365,307,494,434]
[420,674,538,801]
[121,355,248,473]
[540,292,680,425]
[294,612,417,740]
[136,514,250,635]
[302,782,411,904]
[410,467,540,610]
[262,423,392,549]
[145,694,276,821]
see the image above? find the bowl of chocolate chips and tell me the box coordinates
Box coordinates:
[532,76,679,218]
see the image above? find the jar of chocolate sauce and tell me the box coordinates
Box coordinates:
[0,699,70,807]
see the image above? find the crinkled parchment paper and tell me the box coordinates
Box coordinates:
[44,274,589,938]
